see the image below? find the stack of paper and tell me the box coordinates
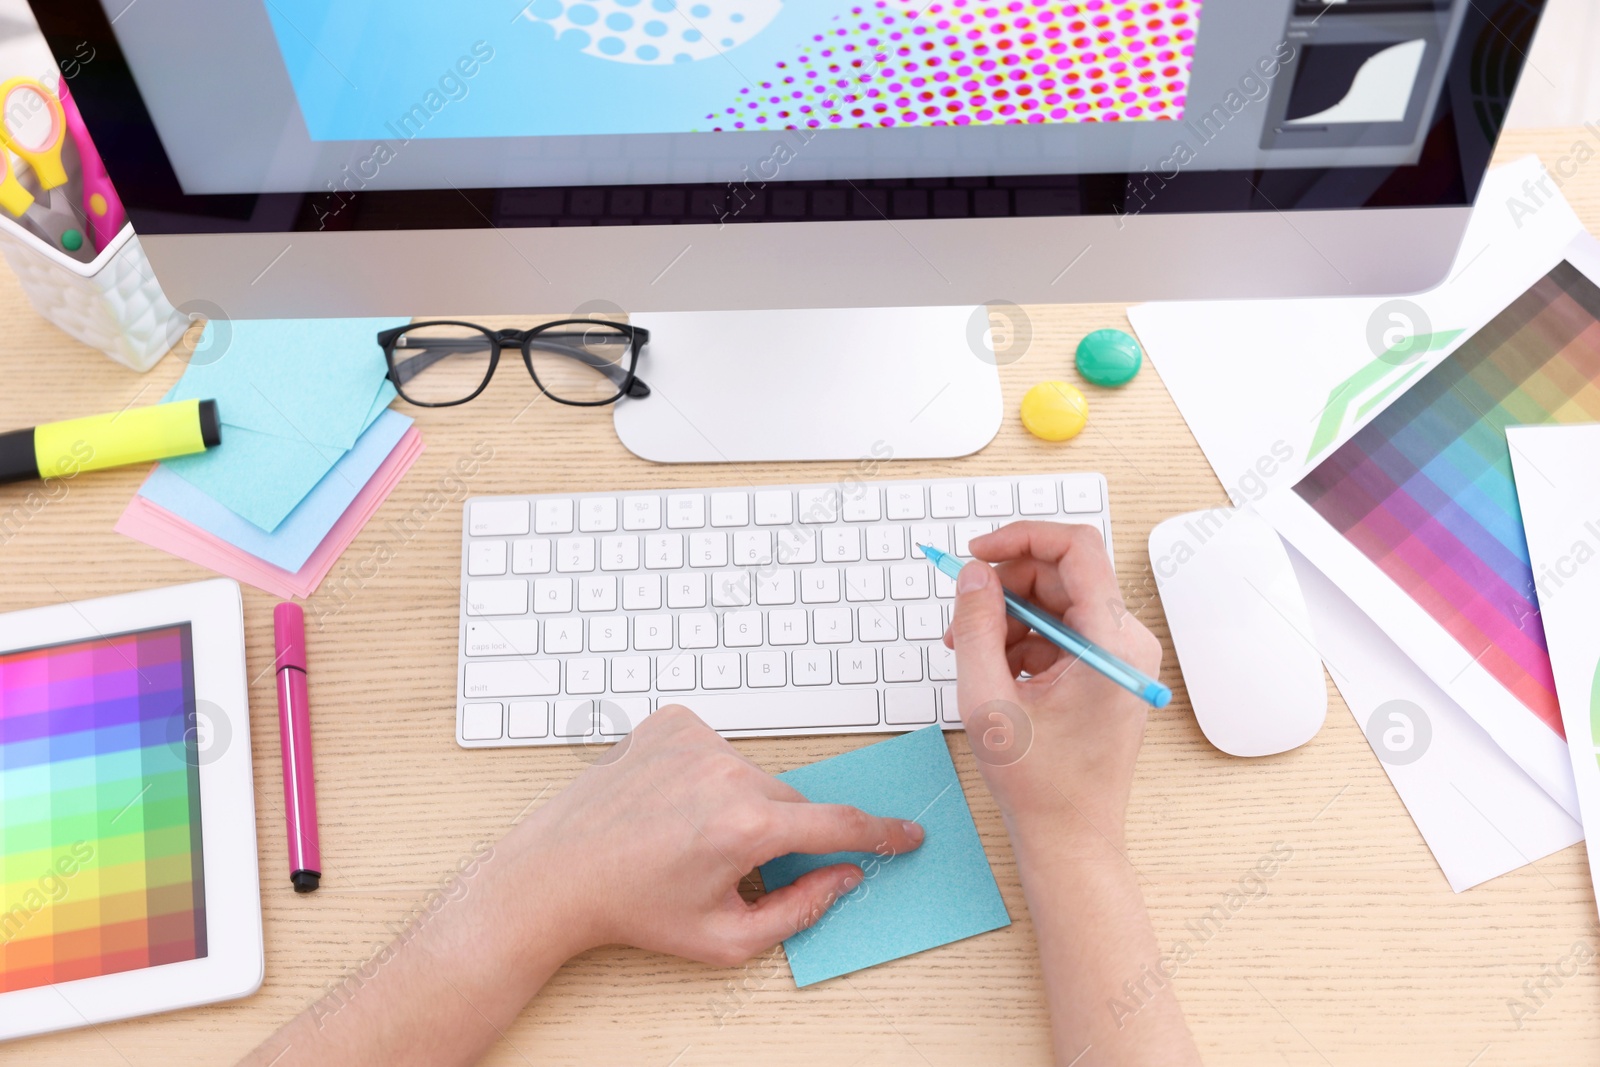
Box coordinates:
[115,318,425,599]
[1128,157,1589,891]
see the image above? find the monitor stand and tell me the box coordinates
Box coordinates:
[613,306,1003,464]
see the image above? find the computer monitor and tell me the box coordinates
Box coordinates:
[30,0,1546,461]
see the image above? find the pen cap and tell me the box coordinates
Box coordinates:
[274,602,308,672]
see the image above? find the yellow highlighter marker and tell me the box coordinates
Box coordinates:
[0,399,220,484]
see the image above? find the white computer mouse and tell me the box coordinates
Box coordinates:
[1148,508,1326,757]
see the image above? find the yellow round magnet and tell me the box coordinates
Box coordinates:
[1021,381,1088,442]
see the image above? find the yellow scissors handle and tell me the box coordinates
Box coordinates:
[0,77,68,190]
[0,150,36,219]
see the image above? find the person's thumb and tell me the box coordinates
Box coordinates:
[948,560,1015,716]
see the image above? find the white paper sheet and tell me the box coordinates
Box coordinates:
[1509,424,1600,918]
[1129,157,1588,886]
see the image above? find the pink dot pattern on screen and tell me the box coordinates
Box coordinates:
[705,0,1202,131]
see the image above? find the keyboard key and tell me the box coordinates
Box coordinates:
[674,690,878,731]
[814,607,853,643]
[657,654,696,691]
[508,701,548,739]
[555,698,648,737]
[797,487,841,523]
[754,491,793,526]
[461,702,504,741]
[755,570,796,605]
[466,579,527,616]
[579,497,618,532]
[857,604,898,641]
[645,534,684,570]
[566,657,605,695]
[667,494,706,529]
[634,614,673,650]
[1061,475,1103,513]
[556,537,595,573]
[611,656,651,693]
[689,532,728,568]
[623,495,662,530]
[930,484,969,518]
[468,540,508,576]
[885,687,936,725]
[974,482,1013,517]
[842,488,882,522]
[600,535,639,571]
[712,571,752,607]
[1018,477,1057,515]
[954,522,993,556]
[589,616,628,652]
[768,609,808,645]
[578,577,617,611]
[903,602,944,640]
[883,645,923,682]
[886,485,926,520]
[703,652,741,689]
[710,492,749,527]
[512,539,552,574]
[792,649,832,685]
[837,648,878,684]
[747,650,786,687]
[733,530,774,566]
[668,573,707,609]
[466,619,538,656]
[535,499,574,534]
[544,618,583,654]
[464,659,558,698]
[909,524,949,558]
[844,566,885,602]
[929,644,958,680]
[679,613,717,649]
[532,578,573,614]
[822,528,862,562]
[890,563,931,600]
[777,527,818,564]
[934,568,957,598]
[800,568,840,604]
[623,574,662,611]
[940,685,961,723]
[865,524,906,561]
[470,500,528,537]
[724,611,763,648]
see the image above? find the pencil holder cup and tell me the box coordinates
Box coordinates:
[0,215,188,373]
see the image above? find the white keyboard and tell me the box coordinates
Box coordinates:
[455,473,1112,747]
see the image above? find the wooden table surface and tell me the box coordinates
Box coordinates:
[3,128,1597,1066]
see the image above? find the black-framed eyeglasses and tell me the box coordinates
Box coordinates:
[377,319,651,408]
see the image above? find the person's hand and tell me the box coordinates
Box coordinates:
[943,521,1161,845]
[513,706,924,968]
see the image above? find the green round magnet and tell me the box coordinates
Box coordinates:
[1075,328,1143,387]
[60,229,84,252]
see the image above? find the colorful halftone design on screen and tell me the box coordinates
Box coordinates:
[0,625,206,994]
[1295,261,1600,738]
[708,0,1202,130]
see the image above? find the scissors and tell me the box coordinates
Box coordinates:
[0,76,91,259]
[57,79,125,252]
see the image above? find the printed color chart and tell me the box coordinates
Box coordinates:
[0,625,207,994]
[1295,260,1600,738]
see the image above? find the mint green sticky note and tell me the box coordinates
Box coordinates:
[759,726,1010,988]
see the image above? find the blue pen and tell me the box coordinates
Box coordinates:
[919,543,1172,709]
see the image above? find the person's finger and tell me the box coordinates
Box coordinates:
[760,775,809,804]
[975,521,1122,636]
[992,557,1073,617]
[947,558,1021,716]
[727,863,865,957]
[763,800,925,859]
[1006,634,1064,678]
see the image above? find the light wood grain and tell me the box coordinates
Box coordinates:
[3,129,1598,1066]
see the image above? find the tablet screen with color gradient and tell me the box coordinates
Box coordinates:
[0,625,207,994]
[1294,260,1600,740]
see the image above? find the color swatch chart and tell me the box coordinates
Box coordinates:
[0,625,207,993]
[1295,261,1600,738]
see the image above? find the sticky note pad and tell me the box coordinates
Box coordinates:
[759,726,1010,987]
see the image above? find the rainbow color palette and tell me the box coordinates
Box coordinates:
[0,625,207,995]
[1294,260,1600,740]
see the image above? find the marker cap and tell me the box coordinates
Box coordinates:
[274,602,307,673]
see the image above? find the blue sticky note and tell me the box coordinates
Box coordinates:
[140,409,412,572]
[759,726,1010,988]
[164,317,407,451]
[160,380,397,532]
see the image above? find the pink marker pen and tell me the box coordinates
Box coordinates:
[274,602,321,893]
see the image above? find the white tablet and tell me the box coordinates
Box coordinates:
[0,578,262,1041]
